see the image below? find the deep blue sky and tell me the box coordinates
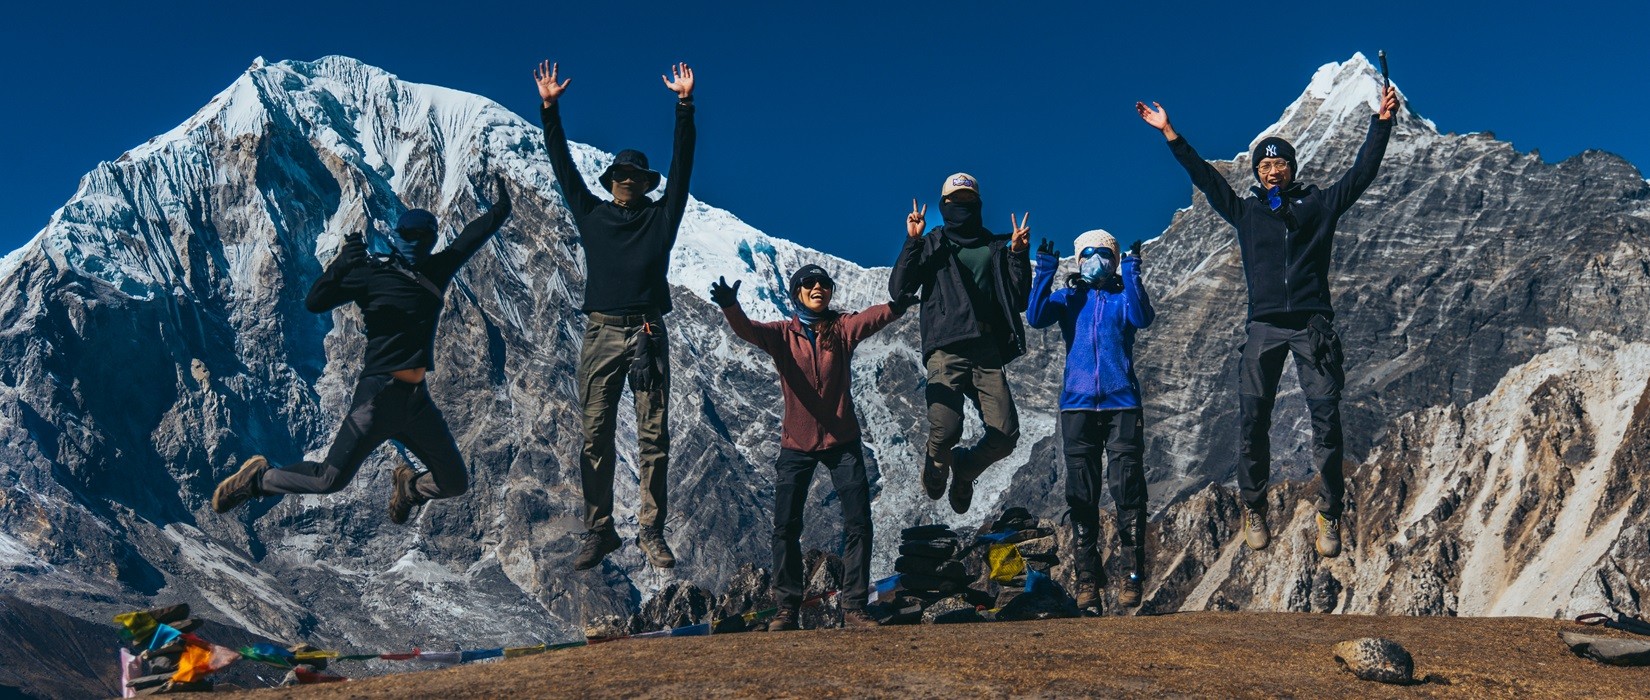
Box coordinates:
[4,2,1646,267]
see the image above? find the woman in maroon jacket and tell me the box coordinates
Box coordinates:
[710,265,911,631]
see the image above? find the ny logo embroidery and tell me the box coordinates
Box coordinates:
[1265,144,1279,157]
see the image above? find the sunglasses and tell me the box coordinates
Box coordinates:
[1079,247,1116,259]
[609,169,648,183]
[797,276,835,291]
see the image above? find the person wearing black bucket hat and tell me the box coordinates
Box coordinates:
[889,175,1033,516]
[534,58,697,572]
[212,177,513,525]
[710,266,912,630]
[1136,82,1399,560]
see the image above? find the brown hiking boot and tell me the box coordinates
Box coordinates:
[767,607,799,632]
[921,457,948,501]
[637,527,676,569]
[1118,573,1143,607]
[212,456,269,513]
[573,529,622,571]
[1075,582,1102,615]
[388,462,424,525]
[842,609,879,629]
[1316,513,1342,558]
[1242,502,1270,551]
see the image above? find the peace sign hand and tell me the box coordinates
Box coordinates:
[906,199,927,238]
[1009,212,1031,252]
[663,63,695,99]
[535,61,570,107]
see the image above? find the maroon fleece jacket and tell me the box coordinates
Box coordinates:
[722,302,902,452]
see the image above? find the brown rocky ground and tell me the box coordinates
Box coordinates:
[242,612,1646,698]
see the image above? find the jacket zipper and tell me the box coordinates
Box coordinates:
[1281,211,1293,312]
[1091,290,1104,404]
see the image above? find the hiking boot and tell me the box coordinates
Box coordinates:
[1075,581,1102,615]
[842,609,879,629]
[572,529,622,571]
[767,607,799,632]
[387,462,424,525]
[1242,502,1270,551]
[637,527,676,569]
[921,459,948,501]
[1118,573,1143,607]
[212,456,269,514]
[948,476,975,515]
[1316,513,1342,558]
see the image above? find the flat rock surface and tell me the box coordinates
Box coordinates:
[244,613,1646,698]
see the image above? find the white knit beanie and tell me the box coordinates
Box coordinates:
[1072,229,1119,258]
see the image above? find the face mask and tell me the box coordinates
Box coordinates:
[940,199,983,231]
[391,229,435,266]
[1080,253,1115,283]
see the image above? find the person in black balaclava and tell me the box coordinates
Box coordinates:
[1136,83,1400,559]
[889,173,1032,515]
[211,177,513,525]
[534,59,696,572]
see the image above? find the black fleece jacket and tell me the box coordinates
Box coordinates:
[1168,115,1393,321]
[541,100,696,315]
[306,204,510,375]
[889,228,1031,361]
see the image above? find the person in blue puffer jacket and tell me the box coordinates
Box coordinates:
[1026,228,1154,614]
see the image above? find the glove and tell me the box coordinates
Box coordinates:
[491,175,513,218]
[1034,239,1060,270]
[1130,240,1142,258]
[340,232,368,265]
[709,276,741,308]
[628,324,662,393]
[889,293,919,315]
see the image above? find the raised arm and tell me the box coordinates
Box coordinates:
[1003,213,1032,313]
[536,61,599,218]
[840,302,902,349]
[1024,240,1067,329]
[435,176,513,272]
[1138,101,1245,225]
[888,200,937,299]
[1119,253,1155,329]
[306,233,369,313]
[661,63,697,231]
[1321,86,1398,215]
[711,277,784,355]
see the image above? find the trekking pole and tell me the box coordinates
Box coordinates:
[1377,50,1389,92]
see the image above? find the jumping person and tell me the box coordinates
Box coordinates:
[212,178,514,524]
[710,268,911,631]
[890,176,1032,515]
[535,60,696,570]
[1026,231,1154,612]
[1136,84,1399,557]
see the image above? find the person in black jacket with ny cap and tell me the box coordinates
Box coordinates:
[1137,84,1398,559]
[890,175,1032,515]
[212,177,513,525]
[535,59,696,572]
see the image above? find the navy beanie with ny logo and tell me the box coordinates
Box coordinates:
[1250,136,1298,181]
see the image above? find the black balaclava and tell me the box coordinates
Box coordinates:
[392,209,438,266]
[940,199,987,247]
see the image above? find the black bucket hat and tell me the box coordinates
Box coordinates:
[600,149,661,193]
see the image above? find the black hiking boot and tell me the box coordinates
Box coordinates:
[1118,572,1143,608]
[637,527,676,569]
[573,529,622,571]
[767,607,799,632]
[842,608,879,629]
[388,462,424,525]
[921,455,949,501]
[213,456,269,514]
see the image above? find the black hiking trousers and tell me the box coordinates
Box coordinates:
[1237,313,1345,518]
[1062,409,1147,580]
[772,443,872,611]
[260,373,467,502]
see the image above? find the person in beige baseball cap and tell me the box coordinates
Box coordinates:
[889,173,1033,515]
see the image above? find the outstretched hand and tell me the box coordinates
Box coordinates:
[1377,85,1399,121]
[492,176,513,216]
[906,199,927,238]
[889,292,920,315]
[663,63,695,99]
[1136,101,1178,141]
[341,231,367,264]
[535,61,570,107]
[1009,213,1031,253]
[709,275,741,308]
[1036,239,1059,258]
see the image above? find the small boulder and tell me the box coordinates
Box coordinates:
[584,614,630,640]
[1333,638,1415,684]
[921,595,982,624]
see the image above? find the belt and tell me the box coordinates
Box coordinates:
[588,311,663,327]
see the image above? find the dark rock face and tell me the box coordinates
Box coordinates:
[1,52,1647,663]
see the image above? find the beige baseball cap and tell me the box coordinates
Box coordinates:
[941,172,980,197]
